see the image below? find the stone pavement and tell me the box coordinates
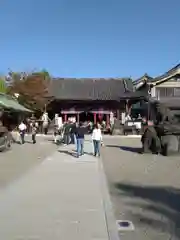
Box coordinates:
[101,137,180,240]
[0,136,57,189]
[0,140,119,240]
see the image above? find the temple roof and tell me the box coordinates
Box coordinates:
[0,93,32,112]
[133,64,180,87]
[133,74,153,85]
[151,64,180,85]
[49,78,133,101]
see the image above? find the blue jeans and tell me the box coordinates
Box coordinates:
[74,134,77,148]
[76,138,84,157]
[93,140,100,156]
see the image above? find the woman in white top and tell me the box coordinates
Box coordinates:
[92,123,102,157]
[18,121,27,144]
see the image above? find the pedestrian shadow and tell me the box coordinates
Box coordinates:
[58,149,76,157]
[71,149,94,156]
[106,145,142,153]
[58,149,94,158]
[84,151,94,156]
[25,140,34,144]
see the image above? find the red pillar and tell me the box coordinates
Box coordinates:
[94,113,97,124]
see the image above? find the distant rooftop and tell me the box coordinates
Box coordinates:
[49,77,133,101]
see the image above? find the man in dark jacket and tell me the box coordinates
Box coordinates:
[63,122,71,145]
[70,122,77,144]
[141,121,161,154]
[76,122,86,157]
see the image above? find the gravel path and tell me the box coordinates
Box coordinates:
[101,137,180,240]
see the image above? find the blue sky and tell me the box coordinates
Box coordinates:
[0,0,180,79]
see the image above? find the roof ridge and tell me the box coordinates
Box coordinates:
[52,77,130,81]
[152,63,180,83]
[49,78,133,100]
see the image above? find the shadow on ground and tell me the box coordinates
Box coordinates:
[58,149,94,157]
[114,182,180,239]
[58,149,76,157]
[106,145,142,153]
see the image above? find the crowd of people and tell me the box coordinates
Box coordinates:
[54,120,103,158]
[1,109,169,156]
[16,116,104,158]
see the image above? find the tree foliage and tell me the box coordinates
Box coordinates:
[7,70,53,111]
[0,77,7,93]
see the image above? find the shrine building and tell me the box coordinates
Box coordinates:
[47,77,133,123]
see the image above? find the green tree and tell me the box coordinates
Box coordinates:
[31,69,50,82]
[40,69,50,78]
[0,77,7,93]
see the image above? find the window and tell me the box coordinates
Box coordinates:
[156,89,160,99]
[156,87,180,97]
[166,88,174,97]
[174,88,180,97]
[156,87,166,97]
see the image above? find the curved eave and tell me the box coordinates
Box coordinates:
[0,93,32,113]
[151,64,180,86]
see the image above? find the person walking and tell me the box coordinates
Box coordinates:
[76,122,86,158]
[70,122,78,145]
[92,124,103,157]
[18,121,27,144]
[31,122,38,144]
[41,112,49,135]
[63,121,71,145]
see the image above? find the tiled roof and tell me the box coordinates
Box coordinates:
[49,78,133,101]
[0,93,32,112]
[133,74,153,85]
[133,64,180,87]
[151,64,180,83]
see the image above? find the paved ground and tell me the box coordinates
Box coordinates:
[2,134,180,240]
[0,135,58,188]
[0,137,119,240]
[101,137,180,240]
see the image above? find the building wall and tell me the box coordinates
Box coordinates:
[155,86,180,98]
[149,75,180,100]
[150,87,156,98]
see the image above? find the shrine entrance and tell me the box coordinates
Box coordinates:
[79,112,94,122]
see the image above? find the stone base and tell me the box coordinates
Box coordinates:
[161,135,180,156]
